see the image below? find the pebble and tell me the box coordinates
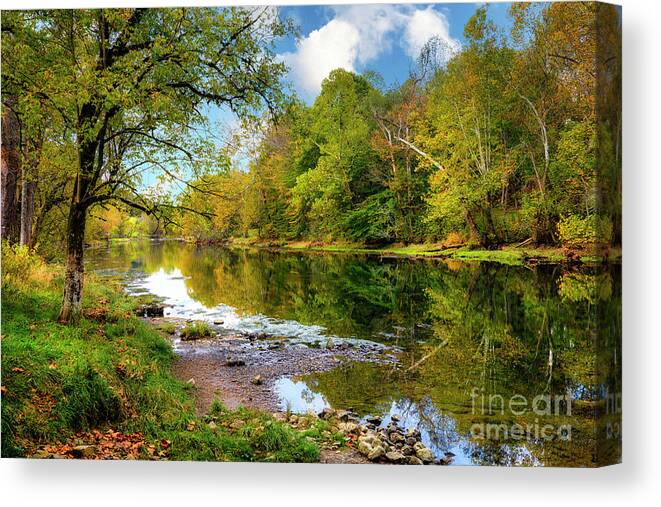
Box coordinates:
[324,409,438,465]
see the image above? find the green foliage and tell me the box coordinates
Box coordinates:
[557,214,612,249]
[342,190,396,243]
[207,5,617,252]
[1,241,56,290]
[180,321,214,340]
[558,272,612,304]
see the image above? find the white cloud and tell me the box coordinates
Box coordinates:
[280,5,461,99]
[282,19,360,97]
[403,6,461,59]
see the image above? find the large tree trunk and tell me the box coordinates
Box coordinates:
[20,130,43,247]
[59,203,87,323]
[20,176,35,246]
[1,99,21,242]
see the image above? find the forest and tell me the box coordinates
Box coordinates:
[174,3,621,255]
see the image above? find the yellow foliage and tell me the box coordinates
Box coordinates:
[1,241,57,290]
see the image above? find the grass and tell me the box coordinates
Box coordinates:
[227,237,619,266]
[156,322,178,335]
[180,321,214,341]
[0,243,321,462]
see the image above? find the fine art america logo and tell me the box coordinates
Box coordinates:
[469,388,573,442]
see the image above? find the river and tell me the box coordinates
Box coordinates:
[87,239,621,466]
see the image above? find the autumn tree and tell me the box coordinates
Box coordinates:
[1,7,293,321]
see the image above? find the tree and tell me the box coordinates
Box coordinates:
[509,2,600,244]
[2,7,293,321]
[417,7,515,246]
[289,69,381,240]
[1,98,20,242]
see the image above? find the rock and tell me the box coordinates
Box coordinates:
[32,450,53,459]
[207,421,217,429]
[318,407,336,420]
[336,409,353,422]
[71,445,96,459]
[407,456,424,465]
[390,432,404,444]
[358,435,374,446]
[386,424,400,435]
[385,451,406,463]
[224,358,245,367]
[367,445,385,461]
[406,437,417,446]
[213,320,224,325]
[415,446,434,463]
[413,441,425,452]
[338,422,360,434]
[391,414,400,423]
[438,451,456,465]
[401,445,414,456]
[251,374,264,385]
[358,441,372,456]
[406,427,421,438]
[366,416,382,426]
[135,303,164,317]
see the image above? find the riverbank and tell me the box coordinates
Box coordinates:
[2,245,442,464]
[224,237,621,266]
[0,245,331,462]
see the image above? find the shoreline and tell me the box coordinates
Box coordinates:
[223,238,622,267]
[91,236,622,267]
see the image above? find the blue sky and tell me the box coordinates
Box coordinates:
[274,2,513,102]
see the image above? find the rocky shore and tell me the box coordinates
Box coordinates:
[279,408,454,465]
[136,306,457,465]
[151,321,396,412]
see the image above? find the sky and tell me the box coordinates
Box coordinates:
[274,2,513,102]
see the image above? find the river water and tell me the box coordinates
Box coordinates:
[88,239,621,466]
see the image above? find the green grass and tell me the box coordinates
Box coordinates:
[156,322,178,335]
[180,321,214,341]
[226,237,614,266]
[1,246,321,462]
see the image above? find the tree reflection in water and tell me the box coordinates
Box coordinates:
[89,240,621,466]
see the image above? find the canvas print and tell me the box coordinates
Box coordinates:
[1,2,621,467]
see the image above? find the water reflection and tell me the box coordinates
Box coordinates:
[87,239,621,467]
[273,378,331,414]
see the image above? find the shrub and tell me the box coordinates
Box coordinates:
[557,214,612,249]
[1,241,56,291]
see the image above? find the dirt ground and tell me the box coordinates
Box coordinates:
[150,317,399,464]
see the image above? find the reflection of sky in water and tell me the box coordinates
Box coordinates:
[274,377,540,466]
[125,268,386,350]
[274,378,331,414]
